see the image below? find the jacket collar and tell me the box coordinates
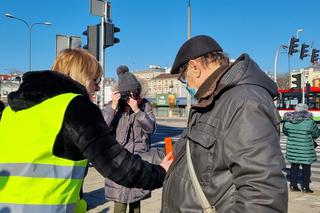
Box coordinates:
[8,70,89,112]
[193,64,228,108]
[193,54,278,109]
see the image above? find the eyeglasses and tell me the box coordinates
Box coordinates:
[178,64,189,84]
[178,70,186,84]
[93,77,101,85]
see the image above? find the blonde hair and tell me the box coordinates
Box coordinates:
[52,48,102,89]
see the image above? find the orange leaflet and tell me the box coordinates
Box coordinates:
[164,137,174,160]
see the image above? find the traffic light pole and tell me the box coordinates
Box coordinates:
[186,0,191,117]
[302,72,305,104]
[99,6,106,109]
[274,45,288,83]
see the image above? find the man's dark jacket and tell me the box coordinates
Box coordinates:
[161,54,288,212]
[4,71,165,190]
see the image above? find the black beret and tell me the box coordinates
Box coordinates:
[171,35,223,74]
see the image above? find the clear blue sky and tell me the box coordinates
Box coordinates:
[1,0,320,78]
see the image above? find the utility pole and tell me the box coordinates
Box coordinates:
[90,0,111,108]
[186,0,191,116]
[187,0,191,39]
[302,72,305,104]
[4,13,52,71]
[274,45,288,83]
[296,29,306,104]
[99,3,106,109]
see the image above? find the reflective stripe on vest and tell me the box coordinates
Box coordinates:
[0,163,85,179]
[0,203,76,213]
[0,93,88,210]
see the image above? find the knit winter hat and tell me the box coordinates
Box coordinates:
[295,103,308,112]
[117,65,141,92]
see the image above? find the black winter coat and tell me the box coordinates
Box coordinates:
[6,71,165,190]
[161,54,288,213]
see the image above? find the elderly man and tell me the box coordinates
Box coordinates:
[161,35,288,213]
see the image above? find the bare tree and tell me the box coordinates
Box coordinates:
[277,73,290,89]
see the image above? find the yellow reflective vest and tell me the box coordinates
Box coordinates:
[0,93,88,213]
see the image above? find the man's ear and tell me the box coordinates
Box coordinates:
[189,60,201,78]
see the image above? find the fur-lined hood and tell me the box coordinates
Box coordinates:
[194,54,278,108]
[283,110,313,123]
[8,71,89,112]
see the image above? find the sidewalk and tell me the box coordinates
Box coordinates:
[83,167,320,213]
[83,167,162,213]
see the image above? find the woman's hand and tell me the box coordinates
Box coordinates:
[127,97,140,113]
[111,91,121,110]
[160,152,173,172]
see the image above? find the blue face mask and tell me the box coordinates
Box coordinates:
[182,82,198,97]
[186,86,198,97]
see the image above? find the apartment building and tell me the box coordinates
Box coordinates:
[290,64,320,88]
[132,66,188,98]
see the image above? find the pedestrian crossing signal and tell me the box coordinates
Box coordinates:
[291,74,301,89]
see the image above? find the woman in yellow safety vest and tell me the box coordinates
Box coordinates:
[0,48,172,213]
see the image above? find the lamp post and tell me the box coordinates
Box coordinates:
[186,0,191,117]
[296,29,303,39]
[295,29,305,104]
[187,0,191,40]
[274,45,288,83]
[4,13,52,71]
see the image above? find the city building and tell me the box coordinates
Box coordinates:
[131,65,189,117]
[0,73,23,103]
[132,65,188,98]
[102,77,116,104]
[149,73,188,98]
[133,65,166,80]
[290,64,320,88]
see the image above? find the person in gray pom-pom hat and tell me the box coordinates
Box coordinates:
[161,35,288,212]
[117,65,142,93]
[102,65,160,213]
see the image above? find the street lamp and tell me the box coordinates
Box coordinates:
[296,29,303,39]
[295,29,306,104]
[187,0,191,40]
[274,45,288,83]
[186,0,191,117]
[4,13,52,71]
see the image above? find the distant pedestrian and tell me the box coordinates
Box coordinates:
[102,65,156,213]
[283,103,320,193]
[161,35,288,212]
[0,48,172,213]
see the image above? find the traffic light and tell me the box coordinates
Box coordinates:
[83,25,99,60]
[311,49,319,64]
[291,73,301,89]
[306,82,311,105]
[104,22,120,48]
[299,43,309,60]
[306,82,311,96]
[288,37,299,55]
